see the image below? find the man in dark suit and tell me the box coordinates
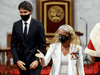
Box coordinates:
[11,1,46,75]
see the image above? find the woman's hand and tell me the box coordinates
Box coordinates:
[35,50,44,58]
[35,50,45,66]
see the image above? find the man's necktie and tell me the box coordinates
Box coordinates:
[24,22,27,41]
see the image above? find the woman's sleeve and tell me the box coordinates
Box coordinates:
[43,44,55,66]
[77,46,85,75]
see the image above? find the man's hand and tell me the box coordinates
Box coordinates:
[30,60,39,70]
[17,60,26,71]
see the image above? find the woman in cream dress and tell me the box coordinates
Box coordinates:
[35,25,85,75]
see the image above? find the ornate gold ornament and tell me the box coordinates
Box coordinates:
[48,6,64,23]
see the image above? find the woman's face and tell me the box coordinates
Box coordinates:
[58,29,71,44]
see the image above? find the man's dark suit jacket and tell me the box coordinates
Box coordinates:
[11,18,46,69]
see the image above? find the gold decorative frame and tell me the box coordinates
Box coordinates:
[36,0,74,36]
[44,2,68,35]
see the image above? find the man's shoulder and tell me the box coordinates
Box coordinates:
[14,19,22,24]
[31,18,42,24]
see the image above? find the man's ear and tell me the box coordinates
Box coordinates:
[30,11,32,14]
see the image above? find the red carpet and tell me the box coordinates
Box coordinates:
[0,65,50,75]
[0,63,100,75]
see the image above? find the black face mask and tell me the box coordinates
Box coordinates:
[59,34,69,43]
[20,14,30,21]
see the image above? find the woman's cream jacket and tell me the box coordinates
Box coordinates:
[43,43,85,75]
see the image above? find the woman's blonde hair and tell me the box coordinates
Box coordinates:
[51,25,77,46]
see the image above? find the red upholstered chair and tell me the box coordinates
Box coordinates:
[84,62,100,75]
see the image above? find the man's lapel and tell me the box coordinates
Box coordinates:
[19,20,24,42]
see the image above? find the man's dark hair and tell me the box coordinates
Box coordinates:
[18,1,33,12]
